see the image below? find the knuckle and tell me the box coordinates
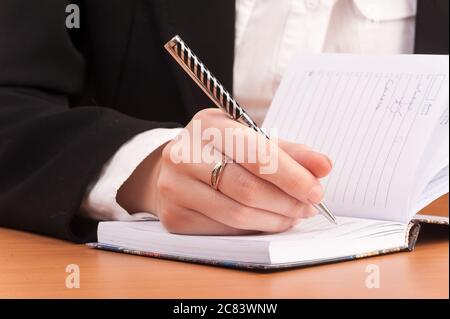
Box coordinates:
[284,175,300,193]
[245,160,263,174]
[159,208,182,233]
[285,200,304,218]
[193,108,219,121]
[193,108,208,120]
[235,172,259,205]
[156,174,174,196]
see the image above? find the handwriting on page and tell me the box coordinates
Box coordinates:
[269,70,446,210]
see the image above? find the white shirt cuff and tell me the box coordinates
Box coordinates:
[80,127,183,221]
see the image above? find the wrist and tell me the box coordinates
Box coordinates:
[116,144,164,215]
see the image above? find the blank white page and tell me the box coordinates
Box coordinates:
[263,54,449,223]
[98,217,407,264]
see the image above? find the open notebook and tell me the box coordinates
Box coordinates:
[90,54,449,270]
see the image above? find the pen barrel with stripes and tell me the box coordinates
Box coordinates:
[164,35,268,138]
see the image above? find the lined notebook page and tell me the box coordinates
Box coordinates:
[411,105,449,213]
[263,54,449,223]
[414,166,449,213]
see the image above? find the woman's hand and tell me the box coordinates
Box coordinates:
[117,108,332,235]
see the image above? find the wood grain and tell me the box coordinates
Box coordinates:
[419,193,449,217]
[0,196,448,298]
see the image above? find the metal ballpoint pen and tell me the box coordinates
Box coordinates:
[164,35,337,225]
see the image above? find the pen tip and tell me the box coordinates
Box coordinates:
[313,202,337,225]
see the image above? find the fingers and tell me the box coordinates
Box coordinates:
[155,108,332,235]
[197,109,327,204]
[277,139,332,178]
[157,171,297,233]
[181,158,316,219]
[158,203,254,235]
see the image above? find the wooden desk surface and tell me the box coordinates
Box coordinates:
[0,195,448,299]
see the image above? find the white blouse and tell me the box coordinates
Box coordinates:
[234,0,417,125]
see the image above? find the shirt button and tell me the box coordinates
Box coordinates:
[305,0,320,11]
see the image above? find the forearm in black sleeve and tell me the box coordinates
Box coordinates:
[0,1,178,242]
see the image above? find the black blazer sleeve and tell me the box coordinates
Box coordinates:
[0,1,178,242]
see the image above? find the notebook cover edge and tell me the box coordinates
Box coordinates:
[86,242,411,271]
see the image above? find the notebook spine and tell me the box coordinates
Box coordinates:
[406,221,421,251]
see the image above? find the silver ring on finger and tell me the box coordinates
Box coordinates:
[210,155,229,191]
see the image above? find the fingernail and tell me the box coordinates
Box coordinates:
[308,184,324,204]
[326,156,333,169]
